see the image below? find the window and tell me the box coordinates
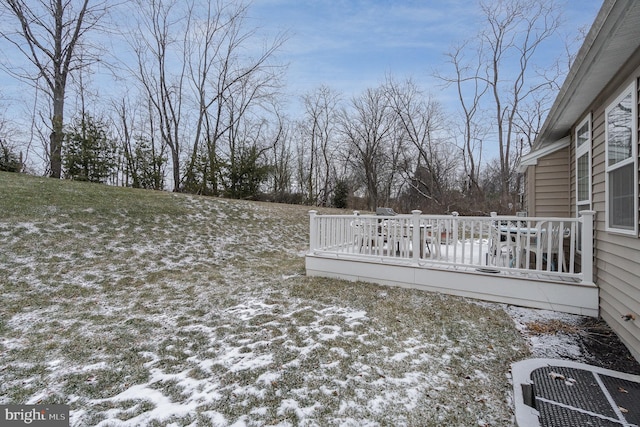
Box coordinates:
[605,82,638,234]
[575,115,591,251]
[576,116,591,206]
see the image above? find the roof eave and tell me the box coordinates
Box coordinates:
[517,137,570,173]
[533,0,639,150]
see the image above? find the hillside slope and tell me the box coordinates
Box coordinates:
[0,172,533,426]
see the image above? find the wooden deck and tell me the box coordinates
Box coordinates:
[306,211,599,317]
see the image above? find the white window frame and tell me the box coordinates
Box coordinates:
[575,114,592,208]
[605,81,638,236]
[575,114,591,251]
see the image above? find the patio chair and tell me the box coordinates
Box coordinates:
[424,220,442,258]
[530,223,568,272]
[352,218,383,254]
[383,219,411,256]
[487,222,517,267]
[375,207,403,255]
[422,225,433,257]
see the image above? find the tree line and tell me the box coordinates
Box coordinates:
[0,0,575,214]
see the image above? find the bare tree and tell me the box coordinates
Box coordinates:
[127,0,285,193]
[110,95,166,190]
[130,0,189,191]
[0,0,108,178]
[340,87,394,211]
[218,74,279,199]
[385,77,454,211]
[183,0,285,195]
[266,110,294,201]
[437,0,563,211]
[436,42,489,204]
[479,0,562,210]
[298,86,341,206]
[381,117,409,208]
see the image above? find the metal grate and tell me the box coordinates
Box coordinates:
[512,359,640,427]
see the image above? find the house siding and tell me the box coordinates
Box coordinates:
[588,67,640,363]
[523,168,534,215]
[525,148,571,218]
[523,0,640,364]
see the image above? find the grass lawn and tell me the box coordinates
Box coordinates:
[1,171,541,426]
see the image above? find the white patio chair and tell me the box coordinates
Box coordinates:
[487,222,517,267]
[352,219,379,254]
[530,223,568,272]
[424,221,442,258]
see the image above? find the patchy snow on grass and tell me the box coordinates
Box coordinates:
[5,180,602,426]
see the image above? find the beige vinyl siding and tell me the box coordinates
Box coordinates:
[589,70,640,363]
[522,167,534,215]
[599,240,640,362]
[530,148,571,218]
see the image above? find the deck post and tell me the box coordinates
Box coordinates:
[580,210,595,285]
[451,211,459,243]
[309,210,318,252]
[411,210,422,262]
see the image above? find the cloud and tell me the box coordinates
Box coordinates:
[251,0,481,99]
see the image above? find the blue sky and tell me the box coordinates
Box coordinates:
[0,0,604,173]
[0,1,604,114]
[250,0,604,104]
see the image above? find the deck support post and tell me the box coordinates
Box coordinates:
[411,210,422,262]
[309,210,318,253]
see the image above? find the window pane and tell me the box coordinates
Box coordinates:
[577,121,589,148]
[607,92,633,166]
[608,163,634,229]
[577,153,589,202]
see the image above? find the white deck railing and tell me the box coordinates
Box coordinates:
[308,210,595,285]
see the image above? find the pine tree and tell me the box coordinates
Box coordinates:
[63,115,117,183]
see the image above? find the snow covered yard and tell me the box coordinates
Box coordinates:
[0,173,631,426]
